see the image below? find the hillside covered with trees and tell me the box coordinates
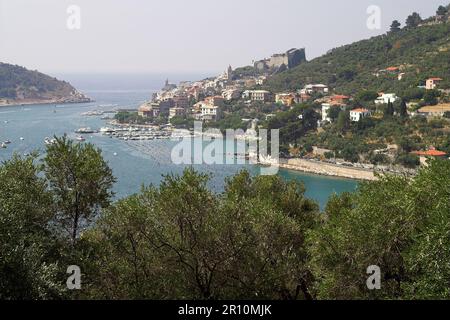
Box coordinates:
[0,63,90,105]
[254,6,450,170]
[265,6,450,95]
[1,138,450,300]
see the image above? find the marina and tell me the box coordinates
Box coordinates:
[0,89,358,209]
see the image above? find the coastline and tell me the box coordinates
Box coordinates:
[270,158,378,181]
[0,98,92,108]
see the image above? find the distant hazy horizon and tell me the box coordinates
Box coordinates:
[0,0,447,76]
[54,73,214,91]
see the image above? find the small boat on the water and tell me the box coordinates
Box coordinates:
[100,127,115,133]
[4,140,11,144]
[76,135,86,142]
[44,137,57,145]
[75,127,96,134]
[1,143,7,149]
[20,137,24,141]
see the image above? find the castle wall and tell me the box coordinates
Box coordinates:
[267,55,289,69]
[254,48,306,71]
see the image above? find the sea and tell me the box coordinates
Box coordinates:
[0,74,358,209]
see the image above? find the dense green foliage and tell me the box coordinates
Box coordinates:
[43,136,115,244]
[265,22,450,94]
[0,63,76,99]
[0,138,115,299]
[2,7,450,301]
[114,111,147,124]
[266,104,319,152]
[0,140,450,300]
[261,91,450,166]
[81,170,319,299]
[205,114,248,132]
[0,155,63,299]
[308,159,450,299]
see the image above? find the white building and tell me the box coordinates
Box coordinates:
[242,90,271,102]
[350,108,372,122]
[203,80,217,89]
[321,103,332,122]
[201,105,220,121]
[374,93,399,105]
[304,84,329,95]
[321,103,346,122]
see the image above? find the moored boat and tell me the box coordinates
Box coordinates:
[75,127,96,134]
[44,137,57,145]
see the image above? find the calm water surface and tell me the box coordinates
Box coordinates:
[0,90,358,209]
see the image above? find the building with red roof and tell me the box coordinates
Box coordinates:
[386,66,400,72]
[411,147,447,165]
[350,108,371,122]
[331,95,350,105]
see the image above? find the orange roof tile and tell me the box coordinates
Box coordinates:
[386,67,399,71]
[332,95,350,100]
[412,150,447,157]
[351,108,370,113]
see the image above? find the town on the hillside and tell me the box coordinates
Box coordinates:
[102,6,450,180]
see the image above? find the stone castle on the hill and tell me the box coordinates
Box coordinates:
[254,48,306,72]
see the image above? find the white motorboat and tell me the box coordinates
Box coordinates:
[44,137,57,145]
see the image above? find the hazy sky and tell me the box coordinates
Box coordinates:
[0,0,446,76]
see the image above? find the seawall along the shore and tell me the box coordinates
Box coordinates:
[277,158,378,181]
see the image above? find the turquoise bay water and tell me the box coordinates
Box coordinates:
[0,90,358,209]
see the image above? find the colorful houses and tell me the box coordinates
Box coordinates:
[191,96,224,122]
